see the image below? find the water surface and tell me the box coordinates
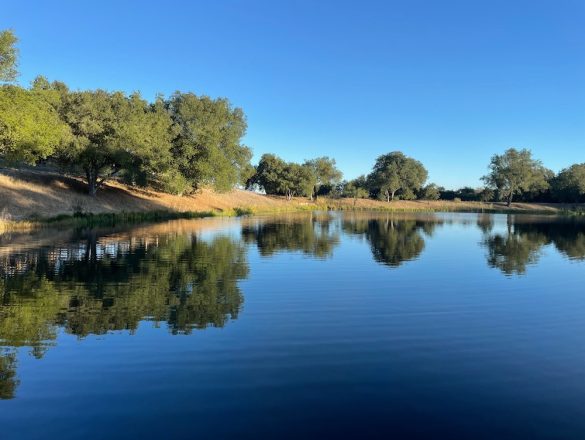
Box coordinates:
[1,212,584,439]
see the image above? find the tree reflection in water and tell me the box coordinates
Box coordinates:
[343,213,441,267]
[242,212,341,259]
[482,215,585,275]
[1,213,584,398]
[0,223,249,398]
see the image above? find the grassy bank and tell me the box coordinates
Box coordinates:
[1,167,584,232]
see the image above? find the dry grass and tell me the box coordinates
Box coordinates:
[0,168,582,229]
[0,168,308,220]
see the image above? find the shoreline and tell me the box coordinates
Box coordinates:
[1,168,583,233]
[1,202,583,234]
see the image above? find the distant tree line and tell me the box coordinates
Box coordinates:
[0,29,584,203]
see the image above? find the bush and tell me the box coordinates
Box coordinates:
[158,170,192,196]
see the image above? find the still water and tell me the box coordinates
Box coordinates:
[0,212,584,439]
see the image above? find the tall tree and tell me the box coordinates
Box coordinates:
[58,90,174,196]
[0,30,18,82]
[252,153,288,195]
[367,152,428,202]
[166,92,252,192]
[304,156,343,198]
[482,148,549,206]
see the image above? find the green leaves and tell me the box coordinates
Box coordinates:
[553,163,585,203]
[166,92,250,192]
[304,156,343,197]
[0,85,70,164]
[0,30,18,82]
[367,152,428,201]
[482,148,550,205]
[252,154,318,199]
[56,90,175,195]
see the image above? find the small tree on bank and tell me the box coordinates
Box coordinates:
[343,175,369,206]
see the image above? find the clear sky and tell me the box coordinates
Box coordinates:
[2,0,584,188]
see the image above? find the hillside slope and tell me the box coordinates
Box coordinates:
[0,168,580,221]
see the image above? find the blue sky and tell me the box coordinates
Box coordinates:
[3,0,584,188]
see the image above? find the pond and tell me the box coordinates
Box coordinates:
[0,212,584,439]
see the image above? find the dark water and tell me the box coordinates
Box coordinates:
[1,212,584,439]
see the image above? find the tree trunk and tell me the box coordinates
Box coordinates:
[85,167,98,197]
[507,193,513,207]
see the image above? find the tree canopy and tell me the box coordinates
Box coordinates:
[166,92,252,192]
[56,90,175,196]
[482,148,550,206]
[0,85,70,164]
[367,152,428,202]
[251,153,316,200]
[552,163,585,203]
[304,156,343,197]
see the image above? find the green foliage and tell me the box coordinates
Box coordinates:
[419,183,440,200]
[252,154,316,199]
[367,151,428,202]
[157,168,192,195]
[0,85,70,164]
[482,148,550,206]
[57,90,174,195]
[252,153,287,194]
[304,156,343,197]
[166,92,251,191]
[0,30,18,82]
[552,163,585,202]
[343,175,370,205]
[479,187,495,202]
